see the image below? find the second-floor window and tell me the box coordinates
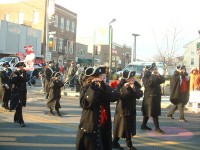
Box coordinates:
[66,19,70,31]
[64,39,69,53]
[60,17,64,31]
[54,15,58,27]
[191,58,194,65]
[4,13,10,21]
[53,37,57,51]
[71,21,75,33]
[69,41,73,54]
[59,38,63,52]
[33,11,39,24]
[191,49,195,55]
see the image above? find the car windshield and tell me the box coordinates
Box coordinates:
[0,57,12,62]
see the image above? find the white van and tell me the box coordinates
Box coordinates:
[115,61,166,77]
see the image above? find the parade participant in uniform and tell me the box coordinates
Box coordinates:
[1,61,12,110]
[47,72,64,117]
[112,70,143,150]
[141,63,166,134]
[76,66,121,150]
[44,60,55,99]
[9,61,30,127]
[167,65,190,122]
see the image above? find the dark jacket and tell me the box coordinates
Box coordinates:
[44,66,54,93]
[47,79,64,110]
[141,70,165,117]
[76,81,120,150]
[9,69,30,110]
[113,79,143,138]
[170,70,190,105]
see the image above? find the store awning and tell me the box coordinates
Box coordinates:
[78,58,92,64]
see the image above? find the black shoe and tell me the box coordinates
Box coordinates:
[141,125,152,130]
[48,110,54,115]
[129,146,137,150]
[112,142,124,149]
[20,122,25,127]
[14,120,19,123]
[179,119,188,122]
[166,114,174,119]
[155,128,165,134]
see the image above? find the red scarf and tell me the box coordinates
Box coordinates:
[100,105,108,126]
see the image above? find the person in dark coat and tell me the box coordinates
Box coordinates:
[141,63,165,134]
[166,65,190,122]
[44,60,55,99]
[9,61,30,127]
[47,72,64,117]
[76,66,121,150]
[1,61,12,110]
[112,70,143,150]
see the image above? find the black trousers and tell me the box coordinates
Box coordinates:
[142,116,160,129]
[14,104,24,123]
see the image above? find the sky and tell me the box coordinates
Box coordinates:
[54,0,200,60]
[1,0,200,60]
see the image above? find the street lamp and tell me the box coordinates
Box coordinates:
[132,33,140,62]
[109,18,116,73]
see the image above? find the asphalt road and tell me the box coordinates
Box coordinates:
[0,85,200,150]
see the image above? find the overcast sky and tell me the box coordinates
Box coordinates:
[55,0,200,60]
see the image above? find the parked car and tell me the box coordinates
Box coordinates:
[0,56,20,71]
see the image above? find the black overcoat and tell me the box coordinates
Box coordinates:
[113,79,143,138]
[9,69,30,110]
[44,67,54,93]
[47,79,64,110]
[169,70,189,105]
[141,71,165,117]
[76,81,120,150]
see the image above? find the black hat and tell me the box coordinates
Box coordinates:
[91,66,106,77]
[13,61,26,68]
[122,70,136,79]
[177,65,185,70]
[85,67,94,76]
[52,71,61,78]
[146,62,156,70]
[2,61,10,67]
[47,60,54,64]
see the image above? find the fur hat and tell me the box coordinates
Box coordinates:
[2,61,10,67]
[91,66,106,77]
[122,70,136,79]
[13,61,26,68]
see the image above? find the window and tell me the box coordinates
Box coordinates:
[66,19,70,31]
[4,14,9,21]
[59,38,63,52]
[18,12,24,24]
[191,58,194,65]
[64,39,69,53]
[69,41,73,54]
[53,37,57,51]
[54,15,58,27]
[71,21,75,33]
[191,49,195,55]
[60,17,64,31]
[33,11,39,24]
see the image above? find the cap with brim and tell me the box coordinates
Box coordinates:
[122,70,136,79]
[2,61,10,67]
[13,61,26,68]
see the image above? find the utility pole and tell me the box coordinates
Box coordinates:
[132,33,140,62]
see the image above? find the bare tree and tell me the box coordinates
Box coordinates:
[152,26,184,66]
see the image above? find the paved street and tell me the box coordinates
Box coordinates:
[0,84,200,150]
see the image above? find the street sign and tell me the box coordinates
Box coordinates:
[49,31,56,34]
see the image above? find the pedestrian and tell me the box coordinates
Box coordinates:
[38,63,47,94]
[9,61,30,127]
[65,61,77,87]
[44,60,55,99]
[167,65,190,122]
[141,63,166,134]
[1,61,12,110]
[112,70,143,150]
[189,67,200,113]
[47,72,64,117]
[76,66,120,150]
